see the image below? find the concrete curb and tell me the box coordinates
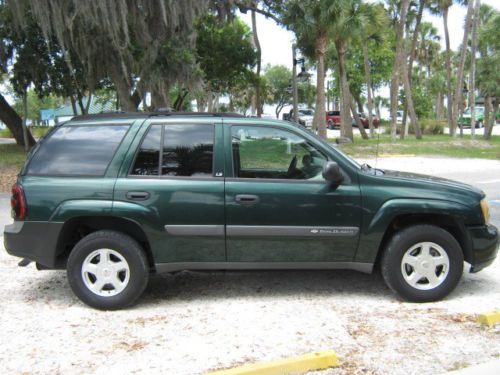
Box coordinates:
[477,311,500,327]
[208,350,339,375]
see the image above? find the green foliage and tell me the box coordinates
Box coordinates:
[12,90,64,124]
[263,64,292,118]
[477,6,500,99]
[410,84,434,119]
[196,15,257,94]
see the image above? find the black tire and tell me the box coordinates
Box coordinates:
[476,121,483,129]
[381,225,463,302]
[67,230,149,310]
[327,120,333,130]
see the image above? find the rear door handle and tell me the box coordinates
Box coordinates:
[126,191,150,201]
[235,194,260,205]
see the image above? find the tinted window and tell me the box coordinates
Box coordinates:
[162,124,214,176]
[231,126,327,180]
[131,125,161,175]
[26,125,129,176]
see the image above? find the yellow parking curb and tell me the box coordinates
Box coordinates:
[477,311,500,327]
[208,350,339,375]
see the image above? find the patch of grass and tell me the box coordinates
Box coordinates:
[0,144,27,169]
[334,134,500,160]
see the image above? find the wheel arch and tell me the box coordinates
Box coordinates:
[373,213,472,268]
[356,198,474,266]
[54,215,155,271]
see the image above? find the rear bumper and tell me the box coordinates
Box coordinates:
[468,224,499,273]
[3,221,64,269]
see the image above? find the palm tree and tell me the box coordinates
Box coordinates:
[451,0,475,136]
[358,3,387,138]
[390,0,422,139]
[401,0,427,138]
[285,0,369,140]
[468,0,480,138]
[428,0,467,134]
[477,5,499,139]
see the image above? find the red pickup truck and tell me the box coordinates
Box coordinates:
[326,111,341,129]
[326,111,380,129]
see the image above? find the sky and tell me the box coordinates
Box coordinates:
[239,0,500,117]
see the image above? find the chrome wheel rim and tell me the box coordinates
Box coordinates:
[81,249,130,297]
[401,242,450,290]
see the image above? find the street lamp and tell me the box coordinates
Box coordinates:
[292,44,310,123]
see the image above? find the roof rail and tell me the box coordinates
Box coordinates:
[71,111,246,121]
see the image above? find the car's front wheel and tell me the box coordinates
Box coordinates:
[381,225,463,302]
[67,230,149,310]
[476,120,483,128]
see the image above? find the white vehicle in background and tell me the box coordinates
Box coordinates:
[282,108,315,128]
[389,110,404,124]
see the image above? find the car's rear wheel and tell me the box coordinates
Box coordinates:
[381,225,463,302]
[476,121,483,129]
[67,230,149,310]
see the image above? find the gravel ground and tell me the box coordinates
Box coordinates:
[0,157,499,375]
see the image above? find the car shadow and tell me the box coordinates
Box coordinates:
[18,266,500,308]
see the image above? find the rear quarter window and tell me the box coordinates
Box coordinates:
[25,125,129,176]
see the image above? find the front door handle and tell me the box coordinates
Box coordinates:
[235,194,260,205]
[126,191,150,201]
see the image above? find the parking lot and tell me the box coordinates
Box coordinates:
[0,156,499,375]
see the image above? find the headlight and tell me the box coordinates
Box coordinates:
[480,199,490,224]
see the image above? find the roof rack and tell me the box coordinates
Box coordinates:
[72,111,246,121]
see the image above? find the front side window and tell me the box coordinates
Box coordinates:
[231,126,327,180]
[26,125,129,176]
[131,124,214,177]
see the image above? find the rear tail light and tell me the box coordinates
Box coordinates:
[11,184,27,220]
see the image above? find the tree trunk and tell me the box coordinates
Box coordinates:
[469,0,480,138]
[109,68,137,111]
[351,98,369,140]
[451,0,474,137]
[483,96,495,140]
[314,32,328,139]
[251,9,262,117]
[77,91,85,115]
[70,96,78,115]
[402,0,425,138]
[443,7,454,135]
[22,89,29,152]
[336,40,353,140]
[0,93,35,147]
[390,0,410,140]
[397,0,421,139]
[436,92,444,120]
[362,43,375,138]
[85,93,92,114]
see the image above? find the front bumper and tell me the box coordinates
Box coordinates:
[4,221,64,269]
[468,224,499,272]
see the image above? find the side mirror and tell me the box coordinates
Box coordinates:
[322,161,344,185]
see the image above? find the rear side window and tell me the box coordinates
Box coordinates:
[131,124,214,177]
[26,125,129,176]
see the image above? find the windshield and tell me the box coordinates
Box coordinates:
[299,109,314,116]
[464,107,484,115]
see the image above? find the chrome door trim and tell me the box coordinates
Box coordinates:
[226,225,359,237]
[164,225,224,236]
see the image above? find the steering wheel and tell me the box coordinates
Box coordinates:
[286,155,298,176]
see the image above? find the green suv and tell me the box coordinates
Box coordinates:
[4,113,498,309]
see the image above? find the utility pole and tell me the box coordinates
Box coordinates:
[292,44,298,123]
